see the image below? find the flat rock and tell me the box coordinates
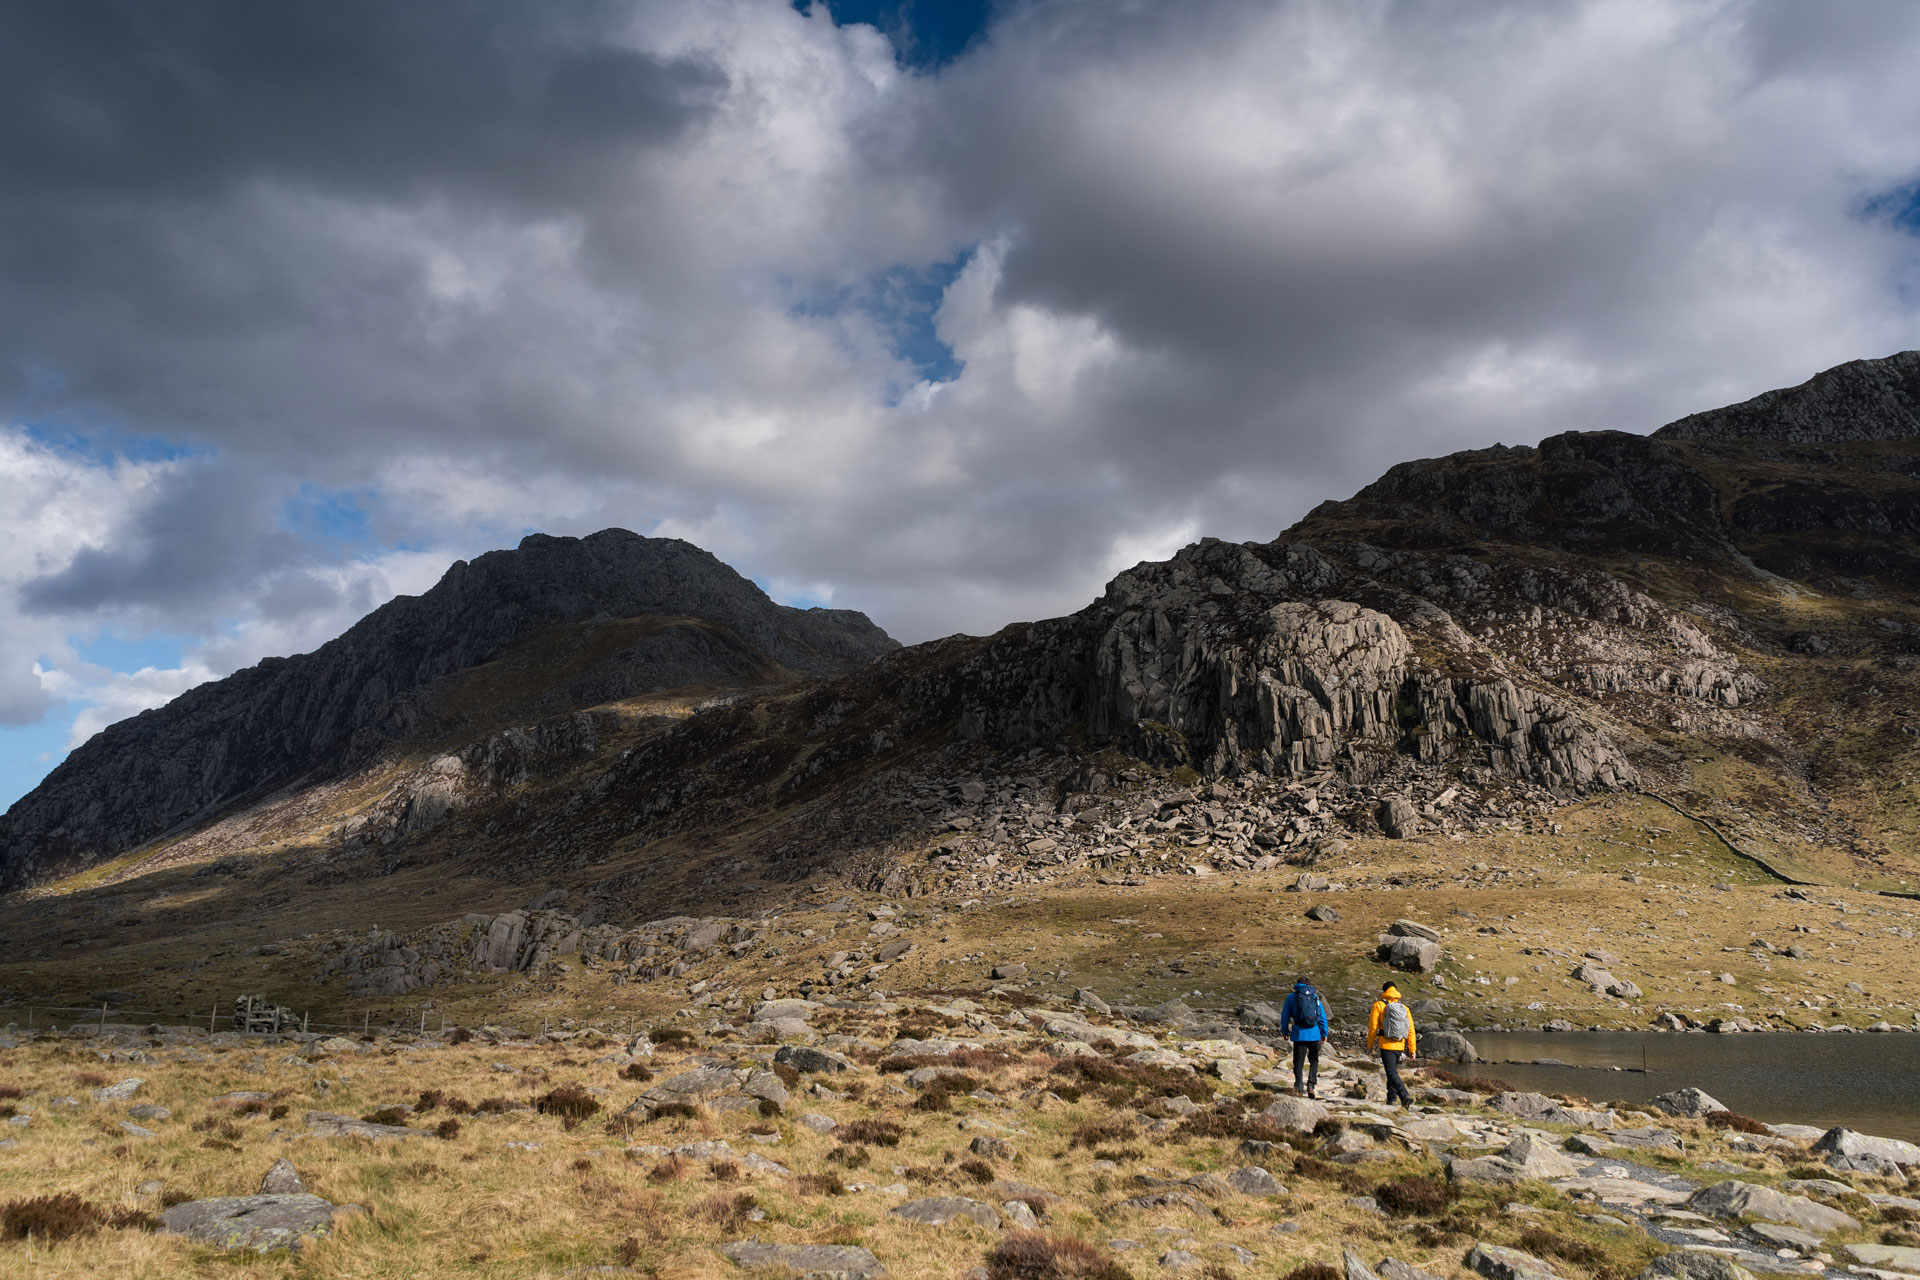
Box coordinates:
[1745,1222,1823,1251]
[1634,1253,1757,1280]
[1846,1245,1920,1273]
[750,999,821,1023]
[305,1111,429,1140]
[1552,1177,1687,1206]
[1466,1243,1562,1280]
[1687,1180,1859,1234]
[91,1077,144,1102]
[718,1241,887,1278]
[158,1194,363,1253]
[890,1197,1000,1228]
[645,1066,745,1102]
[126,1104,172,1122]
[1611,1127,1683,1151]
[1380,1261,1447,1280]
[1648,1087,1727,1118]
[1346,1249,1383,1280]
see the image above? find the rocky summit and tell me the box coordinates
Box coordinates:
[2,354,1920,1277]
[0,529,897,891]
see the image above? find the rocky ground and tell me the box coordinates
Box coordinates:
[2,988,1918,1278]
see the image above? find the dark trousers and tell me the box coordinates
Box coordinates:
[1380,1049,1413,1105]
[1291,1039,1320,1088]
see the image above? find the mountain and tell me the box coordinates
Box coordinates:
[0,530,898,890]
[1,352,1916,1033]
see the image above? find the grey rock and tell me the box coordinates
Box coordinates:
[890,1197,1001,1228]
[1466,1242,1563,1280]
[718,1241,888,1278]
[1811,1126,1920,1168]
[1377,935,1443,973]
[1609,1128,1682,1152]
[1225,1166,1284,1197]
[1074,988,1111,1015]
[1387,919,1442,942]
[1846,1245,1920,1272]
[158,1194,364,1253]
[1378,798,1420,839]
[305,1111,430,1140]
[1306,905,1341,922]
[1648,1087,1727,1118]
[126,1104,172,1122]
[1260,1096,1329,1133]
[1633,1252,1757,1280]
[1160,1249,1202,1271]
[1002,1199,1040,1229]
[1380,1261,1447,1280]
[1745,1222,1823,1251]
[969,1135,1016,1161]
[774,1045,857,1074]
[1420,1030,1478,1063]
[119,1121,157,1138]
[91,1077,143,1102]
[260,1159,308,1195]
[1345,1249,1382,1280]
[1687,1180,1859,1234]
[798,1113,838,1134]
[991,963,1028,980]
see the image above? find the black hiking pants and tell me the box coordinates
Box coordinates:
[1291,1039,1320,1089]
[1379,1049,1413,1105]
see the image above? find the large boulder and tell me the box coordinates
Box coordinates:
[1647,1087,1727,1118]
[1687,1180,1859,1235]
[1811,1127,1920,1169]
[1377,797,1420,839]
[645,1067,747,1103]
[774,1045,857,1074]
[1846,1245,1920,1273]
[1377,935,1443,973]
[1420,1030,1478,1063]
[159,1195,365,1253]
[1260,1096,1330,1133]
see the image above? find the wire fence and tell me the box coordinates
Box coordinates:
[1,998,452,1038]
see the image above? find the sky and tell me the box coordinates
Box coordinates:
[2,0,1920,810]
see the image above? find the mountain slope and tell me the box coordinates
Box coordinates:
[0,529,898,890]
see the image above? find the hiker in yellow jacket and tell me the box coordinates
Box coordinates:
[1366,981,1417,1108]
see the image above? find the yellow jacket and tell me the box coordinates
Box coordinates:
[1367,997,1416,1054]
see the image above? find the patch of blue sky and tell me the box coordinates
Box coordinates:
[754,577,832,610]
[281,482,380,554]
[1861,180,1920,235]
[75,630,186,675]
[788,247,972,403]
[0,717,73,812]
[797,0,996,70]
[15,418,204,467]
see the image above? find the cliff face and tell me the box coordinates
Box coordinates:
[0,530,898,890]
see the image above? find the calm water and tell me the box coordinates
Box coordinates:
[1461,1031,1920,1144]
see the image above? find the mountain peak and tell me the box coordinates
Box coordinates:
[1656,349,1920,443]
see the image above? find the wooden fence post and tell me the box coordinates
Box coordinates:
[209,1003,217,1034]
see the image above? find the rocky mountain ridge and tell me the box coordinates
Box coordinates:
[0,529,898,891]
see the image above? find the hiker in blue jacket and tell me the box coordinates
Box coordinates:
[1279,976,1330,1098]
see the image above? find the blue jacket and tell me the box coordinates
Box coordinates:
[1280,982,1328,1042]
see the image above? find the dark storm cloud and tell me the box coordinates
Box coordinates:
[0,1,722,203]
[19,459,306,619]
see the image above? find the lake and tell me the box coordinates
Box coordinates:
[1458,1031,1920,1144]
